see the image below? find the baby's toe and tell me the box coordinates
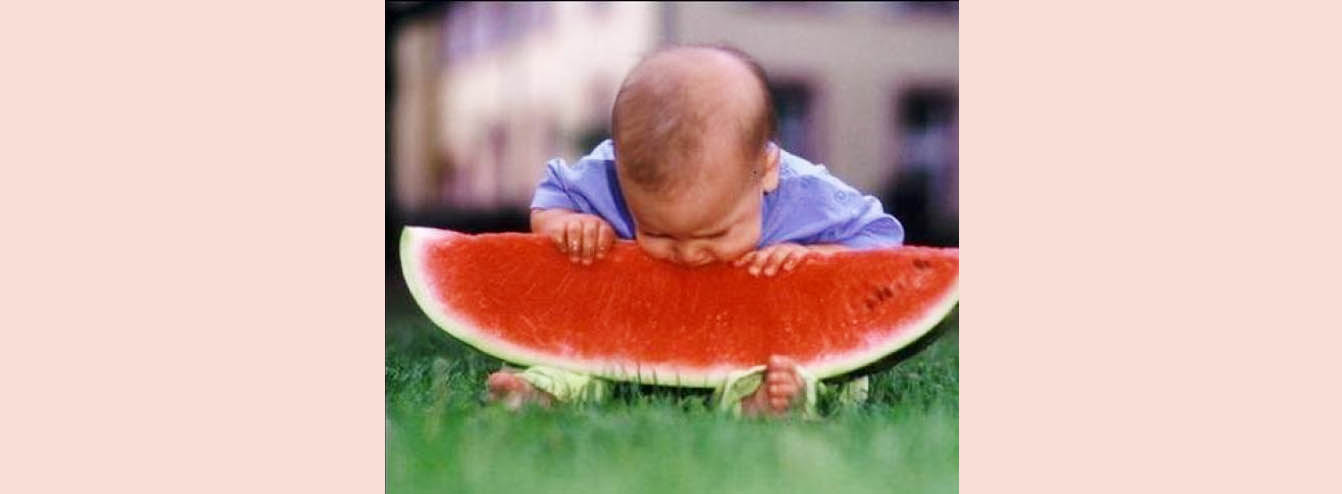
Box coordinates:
[486,371,514,389]
[767,381,799,403]
[768,355,800,369]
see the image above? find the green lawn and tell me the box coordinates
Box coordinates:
[386,286,958,494]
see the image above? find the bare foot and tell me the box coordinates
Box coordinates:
[740,355,804,418]
[485,371,555,410]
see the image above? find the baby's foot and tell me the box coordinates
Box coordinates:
[740,355,804,418]
[485,370,555,410]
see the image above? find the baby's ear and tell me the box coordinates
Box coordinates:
[760,143,781,192]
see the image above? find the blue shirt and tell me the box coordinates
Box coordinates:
[530,140,904,249]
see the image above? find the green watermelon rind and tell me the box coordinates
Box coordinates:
[402,227,620,382]
[805,279,957,379]
[400,226,958,388]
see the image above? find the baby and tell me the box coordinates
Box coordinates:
[486,45,905,417]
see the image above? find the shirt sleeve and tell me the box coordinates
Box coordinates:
[794,169,905,249]
[829,198,905,249]
[530,158,582,212]
[819,193,905,249]
[760,154,907,250]
[529,140,620,216]
[526,140,637,239]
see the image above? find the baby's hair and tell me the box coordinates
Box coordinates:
[610,43,778,196]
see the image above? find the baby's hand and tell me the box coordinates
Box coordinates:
[535,211,615,265]
[732,243,815,277]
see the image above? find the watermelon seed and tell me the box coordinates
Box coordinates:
[913,259,931,270]
[862,284,899,311]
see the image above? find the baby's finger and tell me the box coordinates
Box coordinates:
[748,249,772,275]
[762,248,792,276]
[733,251,756,267]
[769,381,797,396]
[595,223,614,259]
[565,221,582,261]
[580,220,596,264]
[549,230,566,253]
[782,248,810,271]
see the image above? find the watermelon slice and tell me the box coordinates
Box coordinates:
[400,227,958,388]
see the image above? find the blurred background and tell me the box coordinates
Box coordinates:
[387,1,957,293]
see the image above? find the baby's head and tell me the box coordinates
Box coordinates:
[612,45,779,266]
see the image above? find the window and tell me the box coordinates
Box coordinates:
[768,81,818,162]
[882,86,958,246]
[896,87,956,175]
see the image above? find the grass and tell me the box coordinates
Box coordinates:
[386,285,958,494]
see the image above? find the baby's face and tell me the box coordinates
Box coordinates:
[620,150,767,267]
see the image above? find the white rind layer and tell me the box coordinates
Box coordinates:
[401,226,958,388]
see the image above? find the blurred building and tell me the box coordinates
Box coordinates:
[389,1,957,242]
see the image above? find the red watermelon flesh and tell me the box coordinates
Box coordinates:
[401,227,958,388]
